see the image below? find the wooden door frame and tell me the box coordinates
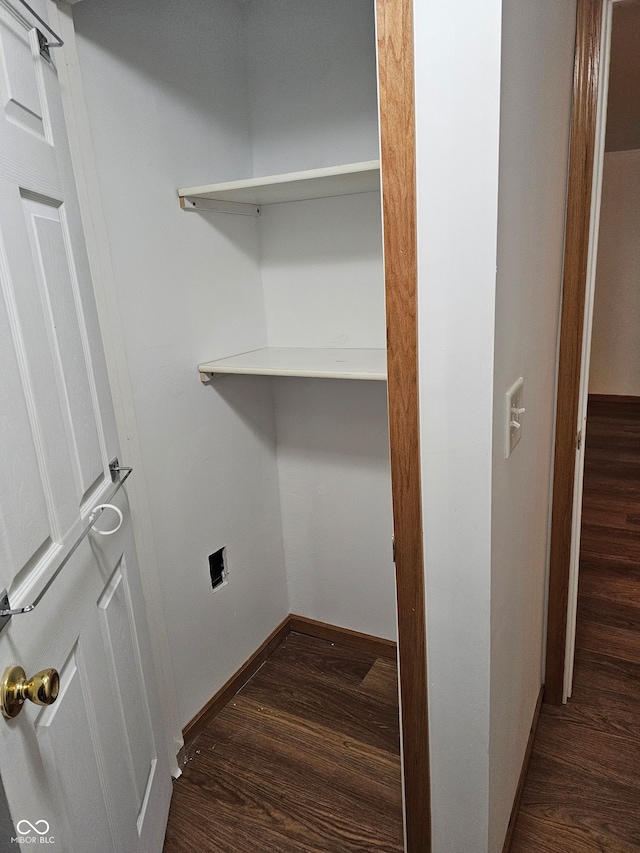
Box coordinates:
[376,1,431,849]
[545,0,605,704]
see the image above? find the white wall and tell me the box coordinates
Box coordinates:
[414,0,575,850]
[245,0,395,638]
[73,0,290,728]
[589,149,640,396]
[414,2,502,849]
[259,193,385,350]
[244,0,380,176]
[490,2,576,851]
[273,378,396,639]
[259,193,395,639]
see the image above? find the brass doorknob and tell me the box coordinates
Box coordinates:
[0,666,59,719]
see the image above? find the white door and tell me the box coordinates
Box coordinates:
[0,1,172,849]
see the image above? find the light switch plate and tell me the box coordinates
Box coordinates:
[505,377,524,458]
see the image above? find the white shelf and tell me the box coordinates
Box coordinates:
[179,160,380,208]
[198,347,387,381]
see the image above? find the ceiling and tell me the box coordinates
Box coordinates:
[605,0,640,151]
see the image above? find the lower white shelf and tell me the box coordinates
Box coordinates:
[198,347,387,381]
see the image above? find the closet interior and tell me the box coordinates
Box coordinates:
[71,0,396,729]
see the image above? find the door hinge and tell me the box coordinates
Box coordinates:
[576,430,582,450]
[392,536,396,563]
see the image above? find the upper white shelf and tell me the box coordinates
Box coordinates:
[179,160,380,212]
[198,347,387,382]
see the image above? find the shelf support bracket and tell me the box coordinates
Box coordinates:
[199,371,227,384]
[180,197,261,216]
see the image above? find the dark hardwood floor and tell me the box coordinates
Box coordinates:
[512,398,640,852]
[163,632,403,852]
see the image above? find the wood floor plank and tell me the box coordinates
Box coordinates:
[578,564,640,609]
[582,498,640,519]
[194,721,401,829]
[540,695,640,742]
[265,631,379,687]
[358,657,399,704]
[513,808,640,853]
[209,695,402,786]
[578,505,628,529]
[570,649,640,705]
[240,650,400,755]
[511,400,640,851]
[580,524,640,562]
[524,716,640,797]
[166,765,398,853]
[170,737,402,852]
[577,593,640,631]
[163,633,403,853]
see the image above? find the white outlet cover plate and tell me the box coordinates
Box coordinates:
[505,377,524,459]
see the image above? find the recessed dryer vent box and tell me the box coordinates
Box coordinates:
[208,548,228,591]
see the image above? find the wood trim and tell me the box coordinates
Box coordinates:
[588,393,640,407]
[501,687,544,853]
[182,616,291,745]
[289,615,397,660]
[376,1,430,850]
[545,0,603,705]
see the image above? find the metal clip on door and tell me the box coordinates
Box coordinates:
[0,460,132,635]
[14,0,63,60]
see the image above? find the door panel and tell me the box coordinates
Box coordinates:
[0,271,53,584]
[36,644,117,853]
[0,1,172,848]
[0,5,49,140]
[0,181,77,594]
[22,194,105,503]
[97,559,157,819]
